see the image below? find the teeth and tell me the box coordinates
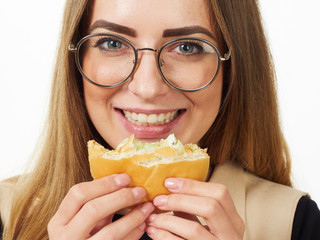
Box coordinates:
[132,112,138,121]
[123,110,179,126]
[158,113,165,122]
[148,114,158,124]
[138,113,147,123]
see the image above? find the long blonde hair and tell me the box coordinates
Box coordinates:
[200,0,291,186]
[4,0,291,239]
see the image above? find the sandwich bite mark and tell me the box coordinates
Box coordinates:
[88,134,210,201]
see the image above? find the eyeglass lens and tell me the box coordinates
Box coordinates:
[78,35,220,91]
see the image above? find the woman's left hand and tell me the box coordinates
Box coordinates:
[146,178,245,239]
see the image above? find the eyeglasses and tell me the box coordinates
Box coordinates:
[68,33,231,92]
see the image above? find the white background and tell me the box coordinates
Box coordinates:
[0,1,319,204]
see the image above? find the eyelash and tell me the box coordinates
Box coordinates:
[171,41,204,55]
[93,37,128,51]
[88,34,209,58]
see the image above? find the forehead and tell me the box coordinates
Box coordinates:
[90,0,212,37]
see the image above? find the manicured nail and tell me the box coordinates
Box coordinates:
[140,202,155,215]
[146,226,158,235]
[114,173,131,187]
[132,187,146,200]
[138,222,146,231]
[165,178,182,191]
[153,195,168,206]
[147,213,157,223]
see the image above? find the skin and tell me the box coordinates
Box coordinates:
[48,174,155,239]
[48,0,245,239]
[83,0,223,147]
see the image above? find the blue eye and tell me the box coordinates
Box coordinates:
[179,44,195,53]
[106,40,122,49]
[174,42,204,55]
[94,38,125,51]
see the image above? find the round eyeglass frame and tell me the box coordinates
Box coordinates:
[68,33,231,92]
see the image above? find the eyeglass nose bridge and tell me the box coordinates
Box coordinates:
[133,48,165,67]
[137,47,159,52]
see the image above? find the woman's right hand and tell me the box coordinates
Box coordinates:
[48,173,154,240]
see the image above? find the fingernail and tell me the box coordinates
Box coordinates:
[153,195,168,206]
[138,222,146,231]
[114,173,131,187]
[132,187,146,200]
[140,202,155,215]
[165,178,182,191]
[146,226,158,235]
[147,213,157,223]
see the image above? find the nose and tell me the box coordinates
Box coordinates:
[127,49,170,101]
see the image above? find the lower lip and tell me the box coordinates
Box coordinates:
[116,110,184,139]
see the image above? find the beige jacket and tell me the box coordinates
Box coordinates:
[0,164,306,239]
[209,163,306,240]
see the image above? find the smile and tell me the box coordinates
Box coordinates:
[122,110,181,126]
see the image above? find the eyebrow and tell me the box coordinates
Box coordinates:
[163,25,216,40]
[88,20,137,37]
[88,20,215,40]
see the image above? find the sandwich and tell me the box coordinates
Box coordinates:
[88,134,210,201]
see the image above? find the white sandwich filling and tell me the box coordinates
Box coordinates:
[123,110,179,126]
[101,151,206,167]
[135,154,207,167]
[92,134,208,168]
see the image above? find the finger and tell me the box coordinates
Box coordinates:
[147,213,216,240]
[122,227,146,240]
[66,187,146,238]
[50,173,131,226]
[153,194,237,237]
[165,178,242,227]
[89,216,112,236]
[89,202,155,240]
[146,226,183,240]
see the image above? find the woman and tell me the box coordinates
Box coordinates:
[1,0,319,239]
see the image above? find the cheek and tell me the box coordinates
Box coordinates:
[194,71,223,112]
[83,80,113,123]
[198,87,221,125]
[186,71,223,141]
[83,53,132,86]
[84,82,105,104]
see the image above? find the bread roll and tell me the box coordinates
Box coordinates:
[88,134,210,201]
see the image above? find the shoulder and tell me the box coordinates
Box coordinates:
[242,166,305,211]
[210,163,307,240]
[291,195,320,240]
[211,163,306,204]
[242,168,306,239]
[0,177,18,229]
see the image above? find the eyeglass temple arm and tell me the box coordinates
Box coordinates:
[68,44,77,53]
[220,50,231,61]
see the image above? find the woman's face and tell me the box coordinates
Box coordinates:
[83,0,223,148]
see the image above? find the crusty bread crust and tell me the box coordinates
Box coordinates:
[88,136,210,201]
